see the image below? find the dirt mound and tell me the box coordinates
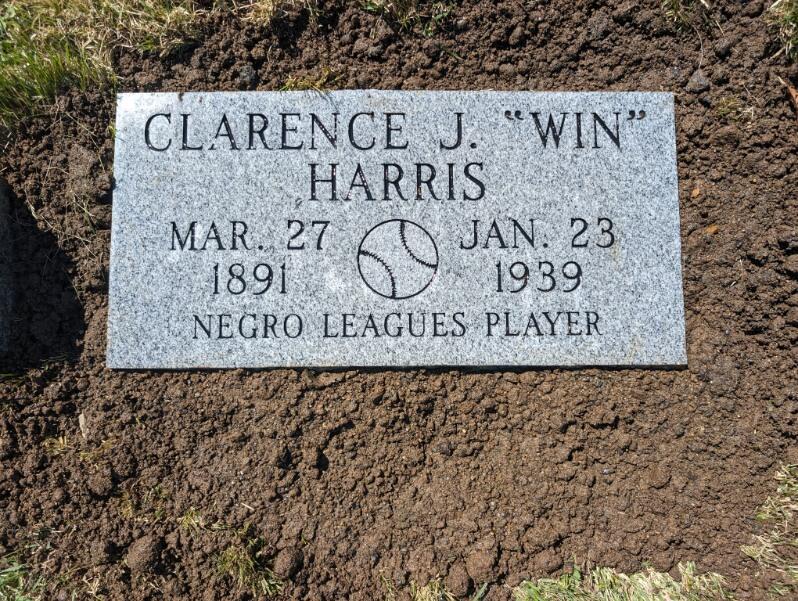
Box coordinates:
[1,1,797,599]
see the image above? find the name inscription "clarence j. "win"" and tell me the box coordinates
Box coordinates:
[107,91,685,369]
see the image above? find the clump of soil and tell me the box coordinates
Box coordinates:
[1,1,797,600]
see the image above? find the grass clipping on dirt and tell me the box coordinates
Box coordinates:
[385,564,731,601]
[215,530,284,598]
[512,563,731,601]
[0,557,45,601]
[362,0,452,34]
[742,464,798,597]
[769,0,798,58]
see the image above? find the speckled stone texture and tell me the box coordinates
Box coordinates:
[0,180,10,353]
[107,91,685,368]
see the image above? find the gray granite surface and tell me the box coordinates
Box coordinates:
[108,91,685,368]
[0,180,10,353]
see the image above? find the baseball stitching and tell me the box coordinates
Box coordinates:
[358,249,397,298]
[399,221,438,269]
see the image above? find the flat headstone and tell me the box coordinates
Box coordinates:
[0,180,10,353]
[108,91,685,369]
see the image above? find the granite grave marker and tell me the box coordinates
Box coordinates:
[108,91,685,368]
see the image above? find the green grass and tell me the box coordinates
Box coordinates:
[0,0,206,127]
[661,0,711,26]
[742,464,798,597]
[769,0,798,58]
[714,96,755,123]
[178,506,207,531]
[0,3,96,128]
[361,0,452,36]
[280,67,340,91]
[0,1,335,127]
[177,506,230,531]
[389,564,731,601]
[244,0,321,22]
[217,536,283,598]
[118,483,170,523]
[0,558,45,601]
[513,563,732,601]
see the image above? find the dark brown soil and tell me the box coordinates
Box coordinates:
[1,1,797,599]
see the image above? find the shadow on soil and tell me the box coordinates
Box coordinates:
[0,183,84,371]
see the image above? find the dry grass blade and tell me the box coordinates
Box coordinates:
[661,0,711,27]
[742,464,798,596]
[241,0,321,22]
[216,534,283,598]
[513,563,732,601]
[769,0,798,58]
[775,75,798,115]
[280,67,340,91]
[410,580,458,601]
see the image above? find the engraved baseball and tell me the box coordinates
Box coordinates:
[357,219,439,300]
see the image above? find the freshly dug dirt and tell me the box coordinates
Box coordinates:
[1,1,797,600]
